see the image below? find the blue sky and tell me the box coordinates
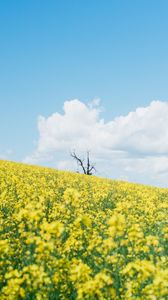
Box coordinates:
[1,0,168,186]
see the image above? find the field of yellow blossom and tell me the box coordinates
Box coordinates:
[0,160,168,299]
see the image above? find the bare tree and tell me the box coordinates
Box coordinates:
[71,150,96,175]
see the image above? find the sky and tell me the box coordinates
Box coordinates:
[1,0,168,187]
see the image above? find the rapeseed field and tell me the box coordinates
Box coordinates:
[0,160,168,299]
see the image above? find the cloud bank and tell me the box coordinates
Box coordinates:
[24,99,168,187]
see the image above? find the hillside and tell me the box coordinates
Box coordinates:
[0,160,168,299]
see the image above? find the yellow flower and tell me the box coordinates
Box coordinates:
[0,160,168,299]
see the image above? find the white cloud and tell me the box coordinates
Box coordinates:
[23,99,168,187]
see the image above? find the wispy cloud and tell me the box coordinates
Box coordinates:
[0,149,13,160]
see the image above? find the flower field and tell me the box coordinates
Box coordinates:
[0,160,168,299]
